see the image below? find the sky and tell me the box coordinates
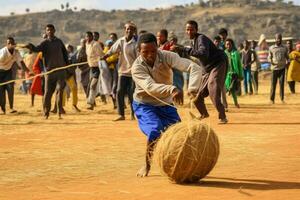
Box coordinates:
[0,0,299,16]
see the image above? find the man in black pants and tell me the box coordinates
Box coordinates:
[173,20,228,124]
[26,24,69,119]
[102,22,138,121]
[268,33,289,104]
[0,37,29,114]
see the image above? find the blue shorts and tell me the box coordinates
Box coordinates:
[133,101,181,142]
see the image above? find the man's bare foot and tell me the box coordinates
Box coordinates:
[73,105,81,112]
[9,109,17,114]
[136,165,150,177]
[113,115,125,121]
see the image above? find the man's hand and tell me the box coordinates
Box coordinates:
[172,88,184,105]
[23,43,33,50]
[170,45,184,53]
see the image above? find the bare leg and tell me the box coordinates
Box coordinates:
[31,94,35,107]
[137,140,157,177]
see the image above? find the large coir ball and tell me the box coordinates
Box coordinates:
[154,121,219,183]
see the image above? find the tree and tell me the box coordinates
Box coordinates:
[73,6,77,11]
[61,4,64,10]
[25,8,30,13]
[10,12,15,16]
[66,2,70,10]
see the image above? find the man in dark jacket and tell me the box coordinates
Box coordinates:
[26,24,68,119]
[174,20,228,123]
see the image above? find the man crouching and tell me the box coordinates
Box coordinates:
[132,33,202,177]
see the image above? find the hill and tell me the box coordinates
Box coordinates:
[0,0,299,46]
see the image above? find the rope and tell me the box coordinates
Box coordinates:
[0,62,88,86]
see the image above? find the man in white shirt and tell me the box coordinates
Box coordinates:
[0,37,29,114]
[102,22,138,121]
[132,33,202,177]
[85,31,104,110]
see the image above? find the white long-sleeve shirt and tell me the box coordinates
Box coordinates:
[132,50,202,106]
[86,41,104,67]
[106,36,138,77]
[0,47,23,71]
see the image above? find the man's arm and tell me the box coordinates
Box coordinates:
[20,61,31,73]
[268,47,274,65]
[102,39,121,59]
[166,51,202,94]
[60,40,69,65]
[132,63,176,99]
[26,41,46,53]
[250,50,256,65]
[15,51,30,73]
[94,42,104,58]
[184,35,209,62]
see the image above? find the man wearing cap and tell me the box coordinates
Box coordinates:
[102,22,138,121]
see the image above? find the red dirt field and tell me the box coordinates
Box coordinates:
[0,79,299,200]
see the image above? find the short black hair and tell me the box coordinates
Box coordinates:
[138,33,157,47]
[46,24,55,30]
[139,30,147,35]
[7,36,15,44]
[214,36,221,41]
[219,28,228,36]
[244,39,249,43]
[159,29,168,38]
[7,36,14,41]
[109,32,118,38]
[93,32,100,36]
[225,38,236,49]
[86,31,93,37]
[186,20,198,30]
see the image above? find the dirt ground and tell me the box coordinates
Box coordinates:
[0,79,299,200]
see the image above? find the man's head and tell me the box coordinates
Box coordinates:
[185,20,198,40]
[124,22,136,40]
[45,24,55,39]
[213,36,221,48]
[156,29,168,46]
[6,37,16,51]
[238,43,244,51]
[286,40,293,50]
[85,31,93,43]
[251,40,257,50]
[109,33,118,42]
[243,40,250,50]
[93,32,100,41]
[169,33,178,45]
[66,44,74,53]
[138,33,158,67]
[275,33,282,46]
[218,28,228,41]
[225,38,235,52]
